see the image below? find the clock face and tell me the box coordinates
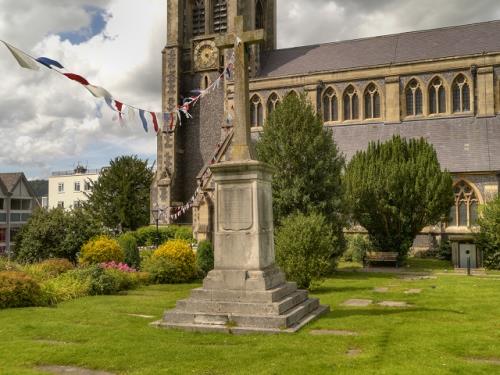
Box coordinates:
[194,40,218,71]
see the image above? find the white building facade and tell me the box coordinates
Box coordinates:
[48,166,102,210]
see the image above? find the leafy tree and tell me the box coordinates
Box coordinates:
[256,93,345,250]
[275,212,339,289]
[475,195,500,269]
[344,136,454,258]
[85,155,154,231]
[14,208,103,263]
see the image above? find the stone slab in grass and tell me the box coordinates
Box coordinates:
[401,275,437,280]
[310,329,358,336]
[342,299,373,307]
[466,357,500,365]
[346,348,362,357]
[404,289,422,294]
[373,287,389,293]
[127,314,155,319]
[36,365,114,375]
[378,301,410,307]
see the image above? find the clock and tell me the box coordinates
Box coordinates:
[194,40,218,71]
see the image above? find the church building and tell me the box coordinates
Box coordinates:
[152,0,500,269]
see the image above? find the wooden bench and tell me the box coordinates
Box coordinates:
[364,252,399,267]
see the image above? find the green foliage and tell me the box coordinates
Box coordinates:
[14,207,103,263]
[21,258,74,282]
[85,155,154,231]
[0,271,43,309]
[476,195,500,269]
[344,136,454,258]
[275,212,340,289]
[344,234,373,263]
[28,179,48,197]
[117,233,140,269]
[256,93,345,245]
[40,272,91,306]
[133,225,192,247]
[436,240,452,261]
[196,240,214,275]
[79,236,124,265]
[142,239,197,283]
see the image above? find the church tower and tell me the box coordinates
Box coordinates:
[152,0,277,225]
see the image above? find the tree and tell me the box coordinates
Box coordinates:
[14,207,103,263]
[344,136,454,258]
[475,195,500,269]
[85,155,154,231]
[256,93,345,250]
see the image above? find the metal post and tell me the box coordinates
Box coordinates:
[155,217,159,249]
[466,250,471,276]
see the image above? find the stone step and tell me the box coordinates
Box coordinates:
[189,282,298,303]
[162,297,321,330]
[176,290,308,316]
[154,304,330,334]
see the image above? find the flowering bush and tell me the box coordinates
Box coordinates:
[79,236,124,265]
[143,239,197,283]
[101,261,136,273]
[0,271,43,308]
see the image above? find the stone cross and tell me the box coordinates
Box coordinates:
[215,16,265,161]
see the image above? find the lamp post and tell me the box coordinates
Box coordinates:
[151,208,161,248]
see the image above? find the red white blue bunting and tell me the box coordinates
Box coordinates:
[1,40,235,135]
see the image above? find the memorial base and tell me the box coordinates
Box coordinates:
[154,265,329,334]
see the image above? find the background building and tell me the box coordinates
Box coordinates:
[0,173,39,255]
[48,165,101,210]
[154,0,500,268]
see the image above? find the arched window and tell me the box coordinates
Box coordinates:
[452,74,471,113]
[256,0,265,29]
[449,181,479,227]
[322,87,338,122]
[343,85,359,120]
[286,90,298,99]
[429,77,446,114]
[364,83,380,119]
[250,95,263,127]
[406,79,423,116]
[192,0,206,37]
[213,0,227,33]
[267,93,280,117]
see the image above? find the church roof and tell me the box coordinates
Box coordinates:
[330,116,500,173]
[259,20,500,78]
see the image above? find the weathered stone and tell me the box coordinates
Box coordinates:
[378,301,410,307]
[127,314,155,319]
[342,299,373,307]
[346,348,363,357]
[404,289,422,294]
[373,287,389,293]
[36,366,114,375]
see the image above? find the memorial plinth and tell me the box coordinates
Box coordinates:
[156,161,329,333]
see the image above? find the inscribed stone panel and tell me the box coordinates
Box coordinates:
[218,185,253,231]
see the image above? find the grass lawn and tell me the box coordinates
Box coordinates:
[1,270,499,374]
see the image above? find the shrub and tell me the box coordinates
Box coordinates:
[134,226,175,247]
[40,272,91,305]
[68,265,121,295]
[101,261,136,272]
[275,212,340,289]
[476,196,500,270]
[344,234,372,263]
[0,258,21,272]
[173,226,194,242]
[143,240,196,283]
[0,271,43,309]
[436,240,452,261]
[79,236,124,265]
[39,258,74,277]
[196,240,214,276]
[14,207,103,263]
[117,233,140,269]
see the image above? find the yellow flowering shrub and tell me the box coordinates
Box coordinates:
[151,240,197,282]
[79,236,124,265]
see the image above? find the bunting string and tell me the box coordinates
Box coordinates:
[1,40,235,135]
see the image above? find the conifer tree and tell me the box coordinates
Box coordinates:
[344,136,454,257]
[85,155,154,231]
[256,93,345,251]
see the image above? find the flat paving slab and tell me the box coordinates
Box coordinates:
[401,275,437,280]
[310,329,358,336]
[404,289,422,294]
[346,348,362,357]
[378,301,410,307]
[342,299,373,307]
[127,314,155,319]
[466,357,500,365]
[373,287,389,293]
[37,366,114,375]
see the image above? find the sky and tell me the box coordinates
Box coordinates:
[1,0,500,179]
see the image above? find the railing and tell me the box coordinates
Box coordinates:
[51,168,102,176]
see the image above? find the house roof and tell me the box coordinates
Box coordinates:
[0,173,24,194]
[259,20,500,78]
